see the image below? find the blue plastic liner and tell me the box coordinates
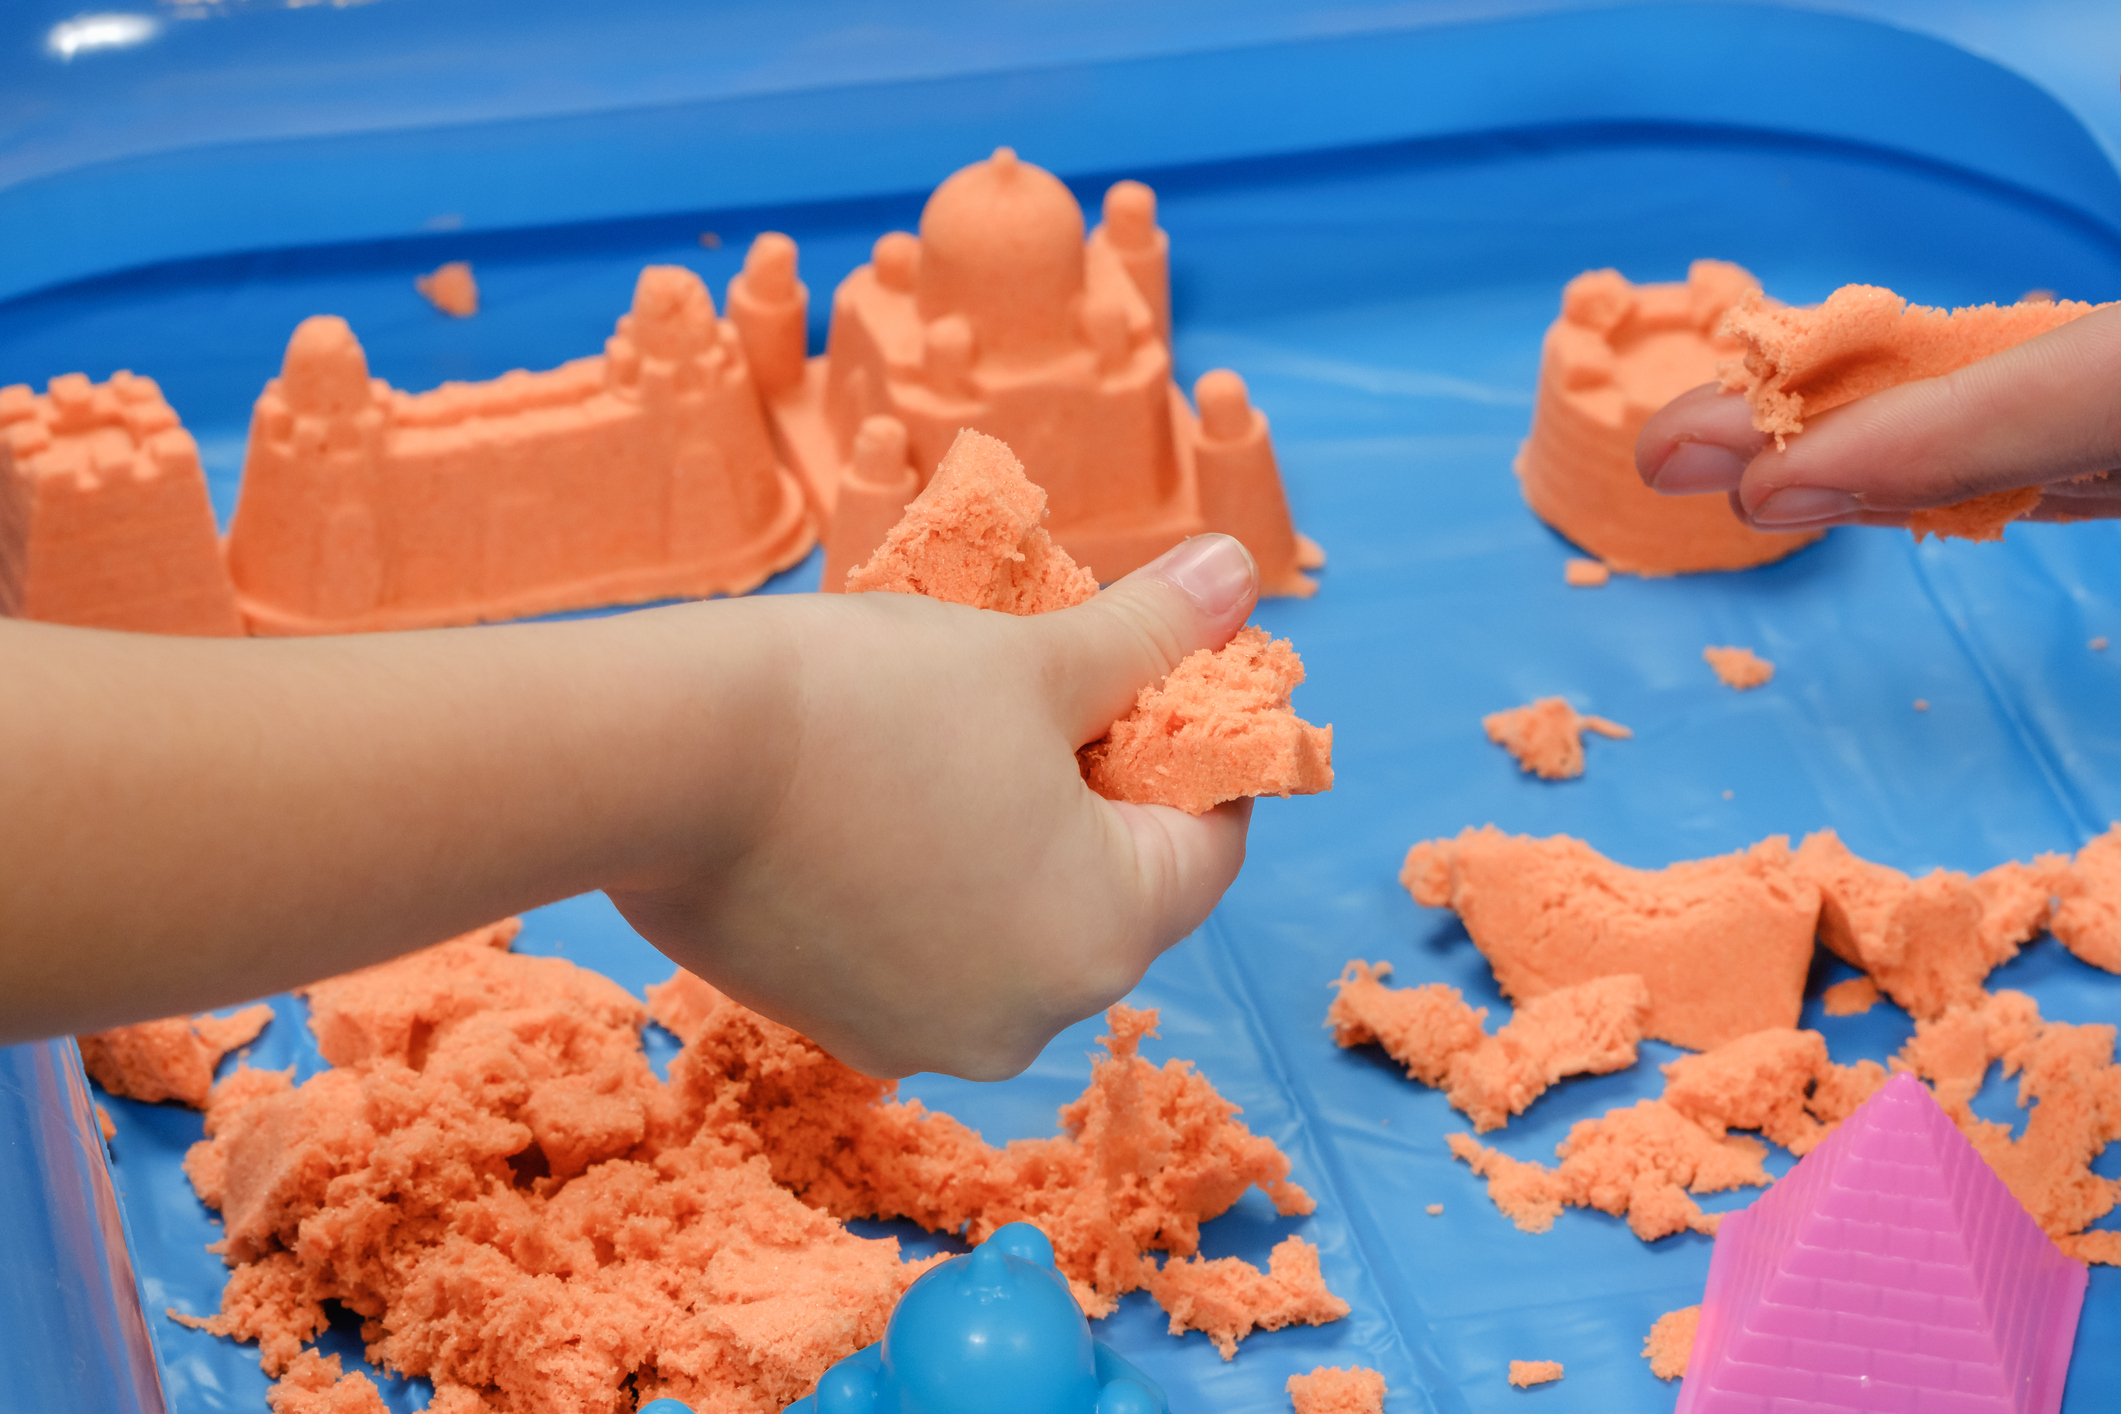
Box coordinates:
[5,5,2121,1412]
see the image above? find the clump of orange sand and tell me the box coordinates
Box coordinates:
[1642,1305,1700,1380]
[1793,829,2063,1019]
[1507,1360,1563,1388]
[1392,823,2121,1276]
[1701,645,1772,690]
[848,426,1332,815]
[414,262,479,318]
[1402,827,1818,1051]
[1287,1365,1386,1414]
[79,1003,275,1107]
[1481,697,1630,780]
[175,928,1342,1413]
[2052,822,2121,972]
[1719,285,2115,540]
[1329,964,1648,1131]
[845,428,1096,612]
[1081,625,1334,814]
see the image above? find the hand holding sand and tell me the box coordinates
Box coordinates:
[1636,299,2121,531]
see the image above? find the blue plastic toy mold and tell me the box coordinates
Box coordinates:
[785,1224,1167,1414]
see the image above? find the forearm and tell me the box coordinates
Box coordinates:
[0,601,795,1044]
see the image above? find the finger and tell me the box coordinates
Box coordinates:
[1637,382,1769,494]
[1106,796,1252,967]
[1033,534,1260,745]
[2031,471,2121,522]
[1736,302,2121,526]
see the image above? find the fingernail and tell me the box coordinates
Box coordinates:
[1144,533,1257,618]
[1649,441,1749,495]
[1751,486,1861,526]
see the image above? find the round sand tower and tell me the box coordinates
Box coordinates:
[1516,261,1821,575]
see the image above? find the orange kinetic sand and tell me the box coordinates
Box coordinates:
[1329,964,1648,1131]
[2052,822,2121,972]
[1563,557,1609,587]
[1821,975,1880,1016]
[1702,644,1772,689]
[1792,829,2063,1019]
[1720,285,2117,541]
[1515,261,1821,575]
[176,925,1342,1414]
[1482,696,1630,779]
[1507,1360,1562,1388]
[415,261,478,317]
[1401,827,1818,1050]
[78,1003,274,1108]
[1286,1365,1386,1414]
[1,372,245,635]
[849,428,1331,814]
[1643,1305,1700,1380]
[224,265,813,634]
[746,150,1319,591]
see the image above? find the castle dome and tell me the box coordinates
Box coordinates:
[917,149,1086,365]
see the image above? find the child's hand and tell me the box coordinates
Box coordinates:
[608,535,1260,1080]
[1634,302,2121,528]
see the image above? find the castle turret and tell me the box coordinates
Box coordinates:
[820,415,918,592]
[1088,181,1170,346]
[0,370,242,635]
[728,232,809,401]
[1192,370,1315,597]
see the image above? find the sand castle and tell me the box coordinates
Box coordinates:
[223,265,814,633]
[0,371,244,636]
[737,149,1320,594]
[1517,261,1822,575]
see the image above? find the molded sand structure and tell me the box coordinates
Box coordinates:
[1402,826,1819,1050]
[224,265,813,634]
[1677,1074,2086,1414]
[1516,261,1822,574]
[742,150,1318,593]
[1719,285,2116,542]
[0,372,244,635]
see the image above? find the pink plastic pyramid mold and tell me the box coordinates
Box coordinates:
[740,149,1320,594]
[1676,1073,2087,1414]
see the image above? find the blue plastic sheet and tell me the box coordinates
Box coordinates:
[5,5,2121,1412]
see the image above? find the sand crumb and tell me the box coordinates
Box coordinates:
[1402,827,1817,1050]
[1821,976,1880,1016]
[699,231,723,249]
[1481,697,1630,780]
[265,1350,389,1414]
[1425,1204,1443,1216]
[95,1103,116,1142]
[1914,698,1930,711]
[1702,645,1773,690]
[1287,1365,1386,1414]
[1507,1360,1562,1387]
[1722,789,1734,800]
[79,1003,275,1108]
[2092,637,2109,651]
[1329,963,1648,1131]
[414,262,478,317]
[1642,1305,1700,1380]
[1563,558,1609,588]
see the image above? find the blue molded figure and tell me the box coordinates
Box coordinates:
[784,1222,1168,1414]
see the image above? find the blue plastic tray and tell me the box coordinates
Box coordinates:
[6,5,2121,1412]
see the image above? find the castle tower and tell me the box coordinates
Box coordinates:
[726,232,809,402]
[1677,1074,2085,1414]
[820,415,918,592]
[0,371,243,635]
[1088,180,1170,345]
[1191,371,1319,597]
[226,268,812,635]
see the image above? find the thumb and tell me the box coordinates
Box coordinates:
[1035,533,1259,745]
